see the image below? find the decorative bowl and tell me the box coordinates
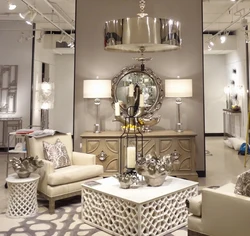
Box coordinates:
[121,125,142,133]
[114,173,138,189]
[10,156,44,178]
[135,153,172,187]
[139,115,161,132]
[143,172,167,187]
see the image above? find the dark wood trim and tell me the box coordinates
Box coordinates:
[72,0,78,148]
[205,133,223,137]
[246,25,249,113]
[30,23,36,126]
[197,171,206,177]
[201,1,206,178]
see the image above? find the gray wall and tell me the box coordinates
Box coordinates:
[75,0,205,172]
[0,21,32,128]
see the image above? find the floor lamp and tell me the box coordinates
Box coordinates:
[165,79,193,132]
[83,80,111,133]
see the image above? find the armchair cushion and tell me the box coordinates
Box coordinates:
[72,152,96,165]
[47,165,103,186]
[188,194,202,217]
[43,138,71,169]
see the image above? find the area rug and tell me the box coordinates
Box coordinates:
[0,196,187,236]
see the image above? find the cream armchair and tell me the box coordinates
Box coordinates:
[187,183,250,236]
[26,133,104,213]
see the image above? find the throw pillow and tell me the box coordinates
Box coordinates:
[43,138,71,169]
[234,170,250,197]
[224,139,233,149]
[227,137,245,151]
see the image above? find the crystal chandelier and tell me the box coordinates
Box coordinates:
[104,0,181,53]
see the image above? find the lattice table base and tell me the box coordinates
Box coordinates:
[82,182,198,236]
[6,173,40,218]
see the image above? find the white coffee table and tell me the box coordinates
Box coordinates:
[81,176,198,236]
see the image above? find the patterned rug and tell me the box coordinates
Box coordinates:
[0,196,187,236]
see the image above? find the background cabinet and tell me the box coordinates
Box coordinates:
[0,117,22,148]
[81,130,198,181]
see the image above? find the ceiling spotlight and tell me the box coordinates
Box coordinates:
[246,35,250,43]
[19,10,30,19]
[37,31,45,43]
[209,41,214,47]
[68,41,75,48]
[220,35,226,44]
[26,11,37,25]
[8,2,16,10]
[207,45,212,51]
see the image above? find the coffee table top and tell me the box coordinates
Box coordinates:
[82,176,198,204]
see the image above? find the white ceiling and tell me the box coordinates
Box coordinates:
[1,0,250,32]
[203,0,250,32]
[1,0,250,52]
[0,0,75,30]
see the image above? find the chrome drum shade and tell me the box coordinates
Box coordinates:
[104,17,181,52]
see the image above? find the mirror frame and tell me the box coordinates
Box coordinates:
[111,65,164,115]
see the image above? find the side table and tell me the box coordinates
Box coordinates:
[6,173,40,218]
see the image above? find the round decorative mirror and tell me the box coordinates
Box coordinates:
[111,65,164,116]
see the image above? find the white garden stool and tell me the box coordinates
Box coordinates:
[6,173,40,218]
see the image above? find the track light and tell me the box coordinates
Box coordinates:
[8,1,16,10]
[26,12,37,25]
[220,35,226,44]
[246,35,250,43]
[19,10,30,19]
[67,40,74,48]
[209,41,214,47]
[37,31,45,43]
[207,45,212,51]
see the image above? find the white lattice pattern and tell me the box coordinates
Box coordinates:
[82,185,198,236]
[6,176,39,218]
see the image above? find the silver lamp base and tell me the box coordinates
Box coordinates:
[93,124,101,133]
[176,122,183,133]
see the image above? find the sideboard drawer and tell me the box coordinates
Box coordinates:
[82,138,120,176]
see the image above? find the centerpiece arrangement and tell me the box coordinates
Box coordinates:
[114,172,139,189]
[136,153,173,186]
[10,156,44,178]
[111,70,175,188]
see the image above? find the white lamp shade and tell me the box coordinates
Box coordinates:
[83,80,111,98]
[165,79,193,97]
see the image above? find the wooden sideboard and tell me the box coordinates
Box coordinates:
[81,130,198,181]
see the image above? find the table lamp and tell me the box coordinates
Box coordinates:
[165,79,193,132]
[83,80,111,133]
[39,81,54,129]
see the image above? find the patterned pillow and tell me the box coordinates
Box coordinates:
[234,170,250,197]
[43,138,71,169]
